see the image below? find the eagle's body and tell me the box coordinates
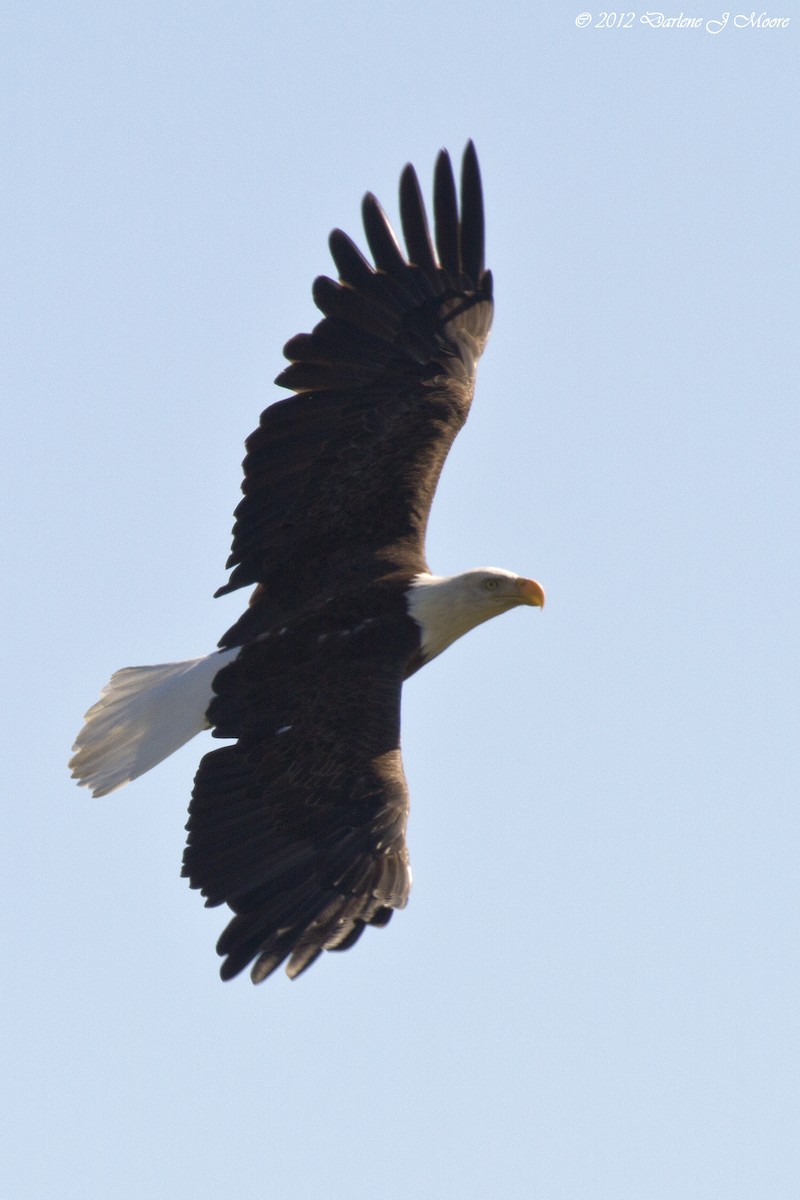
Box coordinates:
[71,144,544,983]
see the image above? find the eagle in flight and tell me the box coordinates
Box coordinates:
[70,143,545,984]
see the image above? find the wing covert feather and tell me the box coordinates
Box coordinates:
[183,604,415,982]
[216,143,493,641]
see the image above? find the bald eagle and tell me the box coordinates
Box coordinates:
[70,143,544,984]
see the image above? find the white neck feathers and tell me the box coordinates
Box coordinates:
[404,568,522,663]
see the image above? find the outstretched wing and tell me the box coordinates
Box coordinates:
[218,142,493,644]
[182,602,415,982]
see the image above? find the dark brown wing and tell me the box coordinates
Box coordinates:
[182,597,415,982]
[217,142,493,645]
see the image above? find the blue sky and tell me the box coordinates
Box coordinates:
[3,5,798,1198]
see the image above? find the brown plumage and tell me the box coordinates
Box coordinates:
[70,143,545,985]
[215,142,493,643]
[186,144,495,981]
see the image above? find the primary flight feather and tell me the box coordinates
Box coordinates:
[70,143,545,984]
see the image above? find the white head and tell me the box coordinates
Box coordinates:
[406,567,545,663]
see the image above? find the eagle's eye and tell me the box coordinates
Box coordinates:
[483,578,500,591]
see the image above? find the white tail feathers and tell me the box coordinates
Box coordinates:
[70,648,240,797]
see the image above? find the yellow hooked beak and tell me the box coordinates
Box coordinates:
[516,577,545,608]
